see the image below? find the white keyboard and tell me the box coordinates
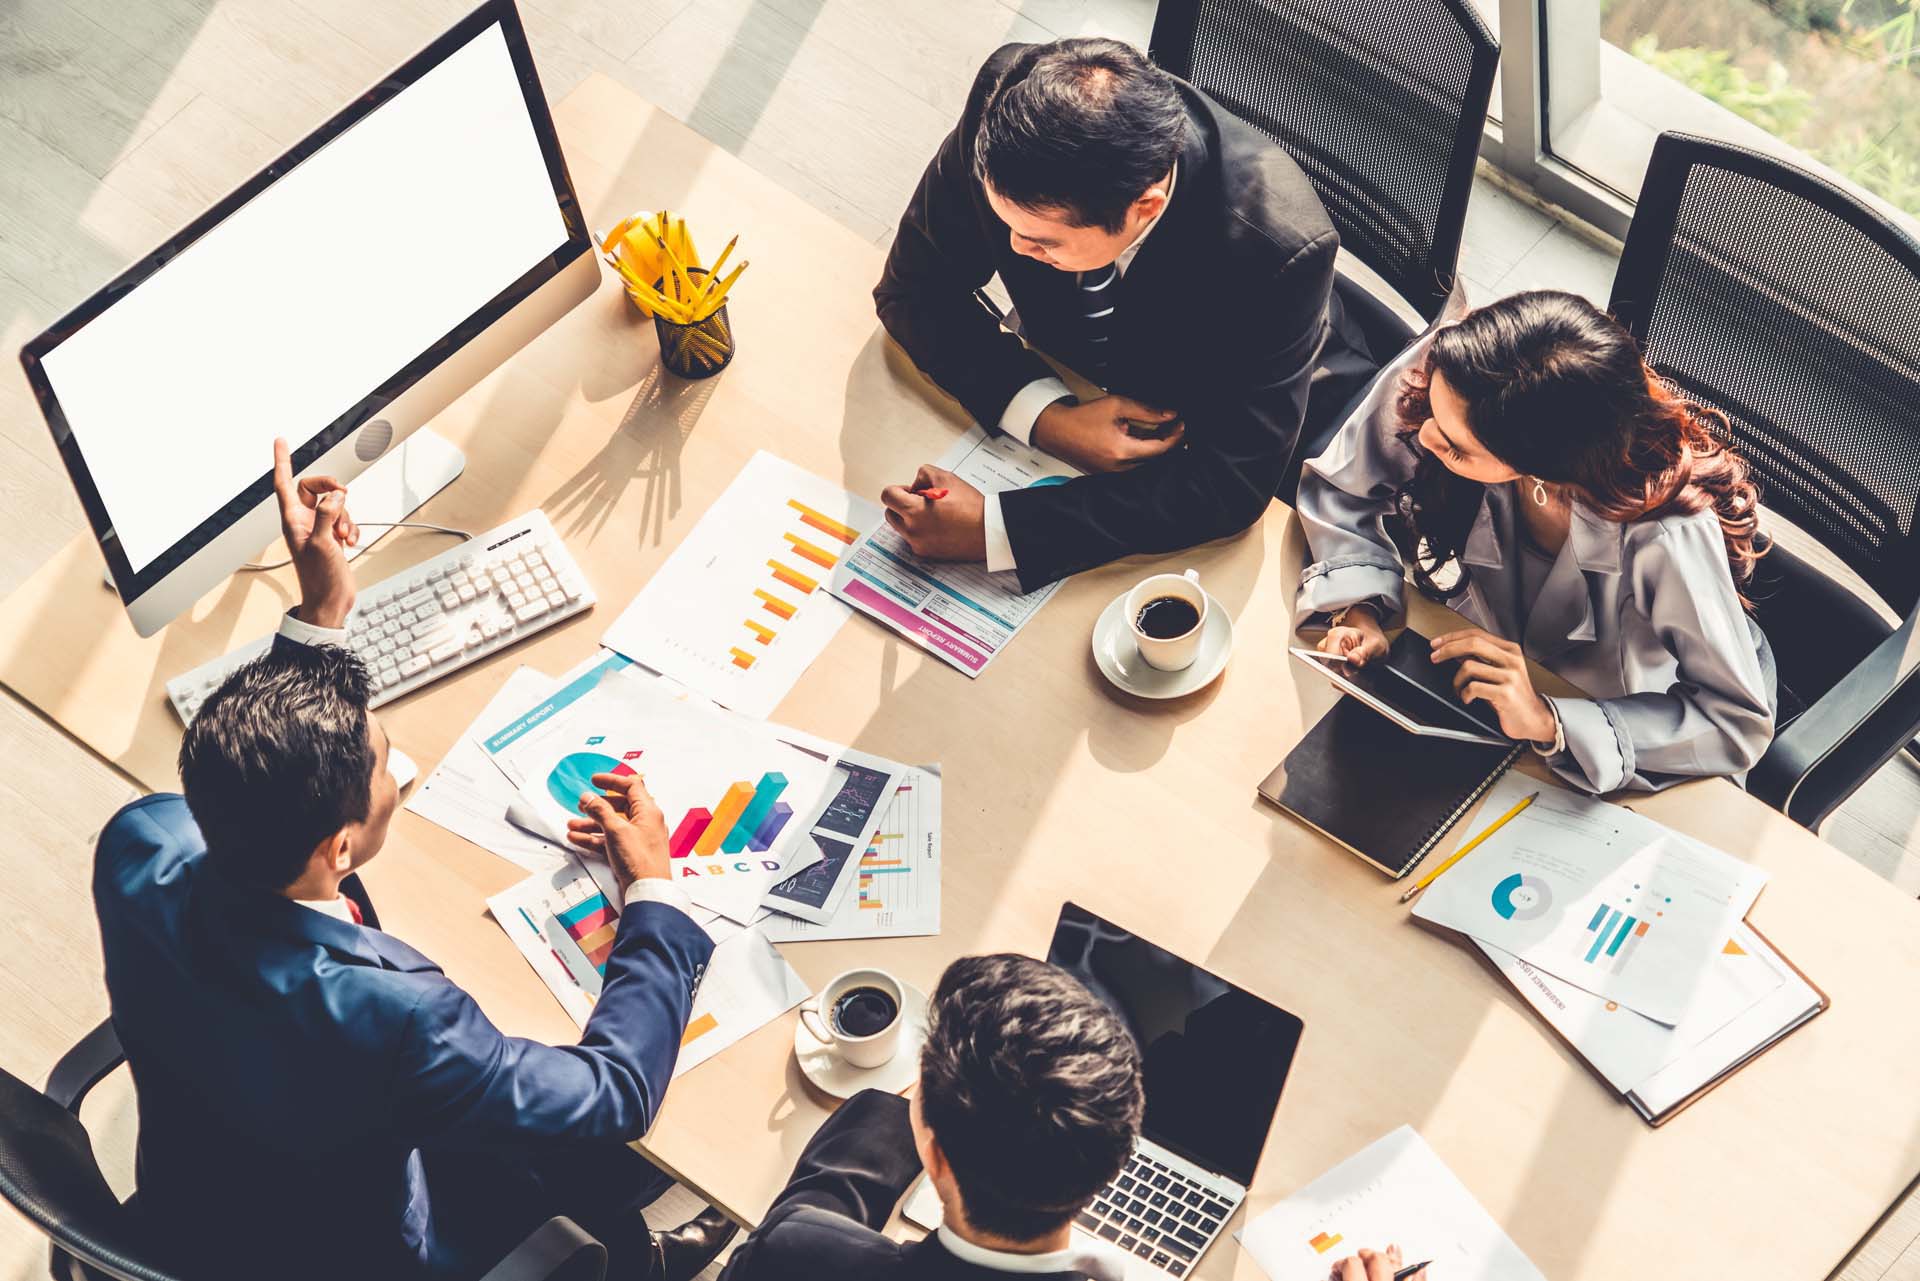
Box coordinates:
[166,510,594,724]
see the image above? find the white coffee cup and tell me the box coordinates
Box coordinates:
[1125,569,1209,671]
[799,967,906,1069]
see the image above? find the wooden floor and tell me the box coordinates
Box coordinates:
[0,2,1914,1278]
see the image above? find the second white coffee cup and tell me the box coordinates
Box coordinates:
[799,967,906,1069]
[1125,568,1209,671]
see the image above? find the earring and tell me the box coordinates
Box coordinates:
[1530,477,1548,507]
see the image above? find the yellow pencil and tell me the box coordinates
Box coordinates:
[693,260,748,320]
[1399,790,1539,904]
[693,235,739,307]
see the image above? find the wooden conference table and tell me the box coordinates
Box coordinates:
[2,75,1916,1281]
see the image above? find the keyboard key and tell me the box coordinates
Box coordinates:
[1094,1199,1112,1217]
[514,598,551,623]
[1168,1263,1186,1276]
[1144,1227,1161,1243]
[1149,1192,1168,1208]
[1183,1190,1204,1207]
[1118,1176,1135,1193]
[1134,1243,1153,1259]
[1145,1210,1162,1226]
[1151,1174,1171,1190]
[1198,1216,1220,1235]
[1125,1217,1143,1233]
[1096,1224,1120,1242]
[1182,1208,1201,1225]
[398,655,430,678]
[458,584,478,603]
[427,637,464,665]
[1120,1235,1138,1250]
[1152,1253,1171,1269]
[1174,1225,1209,1249]
[1203,1199,1232,1220]
[1128,1198,1148,1216]
[1075,1211,1098,1232]
[1162,1237,1196,1261]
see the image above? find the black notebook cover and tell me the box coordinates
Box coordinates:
[1259,696,1524,878]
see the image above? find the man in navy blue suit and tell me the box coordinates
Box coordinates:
[92,441,737,1280]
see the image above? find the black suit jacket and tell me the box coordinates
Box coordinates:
[875,43,1377,590]
[720,1090,1093,1281]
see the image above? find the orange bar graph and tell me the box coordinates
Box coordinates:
[1309,1232,1344,1255]
[787,499,858,544]
[730,648,756,669]
[695,781,757,855]
[783,532,840,569]
[768,560,818,594]
[754,589,797,620]
[743,619,776,644]
[681,1012,718,1045]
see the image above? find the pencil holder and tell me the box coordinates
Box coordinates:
[652,269,734,379]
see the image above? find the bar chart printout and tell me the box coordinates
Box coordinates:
[600,451,881,718]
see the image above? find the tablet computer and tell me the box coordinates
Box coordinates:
[1291,627,1510,746]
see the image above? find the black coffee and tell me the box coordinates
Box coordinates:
[832,986,899,1037]
[1136,595,1201,640]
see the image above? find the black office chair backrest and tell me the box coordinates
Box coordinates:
[1610,133,1920,625]
[1148,0,1498,321]
[0,1065,179,1281]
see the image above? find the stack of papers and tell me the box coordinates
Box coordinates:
[1412,775,1821,1119]
[1239,1127,1545,1281]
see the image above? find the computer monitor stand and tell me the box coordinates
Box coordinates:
[98,428,466,593]
[339,427,467,562]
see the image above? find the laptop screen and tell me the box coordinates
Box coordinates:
[1047,902,1303,1188]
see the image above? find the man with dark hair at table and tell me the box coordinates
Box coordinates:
[874,36,1378,591]
[716,952,1145,1280]
[90,440,736,1280]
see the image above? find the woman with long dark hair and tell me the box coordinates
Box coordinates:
[1294,289,1774,793]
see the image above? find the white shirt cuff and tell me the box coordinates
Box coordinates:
[997,377,1072,446]
[277,610,349,647]
[622,878,695,918]
[1530,696,1567,757]
[983,493,1018,574]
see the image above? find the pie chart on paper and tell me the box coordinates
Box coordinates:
[1491,871,1554,922]
[546,752,637,811]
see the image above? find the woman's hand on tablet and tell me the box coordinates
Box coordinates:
[1320,603,1389,666]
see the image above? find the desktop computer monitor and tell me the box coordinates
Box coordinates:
[18,0,599,636]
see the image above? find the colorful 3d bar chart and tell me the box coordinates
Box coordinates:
[723,773,790,854]
[747,801,794,852]
[730,647,756,669]
[1309,1232,1344,1255]
[754,588,797,620]
[559,891,618,975]
[668,808,712,859]
[694,781,759,856]
[782,532,840,569]
[767,559,818,594]
[743,619,775,644]
[786,498,859,545]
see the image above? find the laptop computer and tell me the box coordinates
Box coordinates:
[903,902,1305,1277]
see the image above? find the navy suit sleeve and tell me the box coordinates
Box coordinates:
[720,1090,922,1281]
[389,900,714,1147]
[997,231,1337,590]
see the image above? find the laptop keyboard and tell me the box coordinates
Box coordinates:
[1076,1151,1235,1276]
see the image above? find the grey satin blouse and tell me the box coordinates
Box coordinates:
[1293,332,1777,795]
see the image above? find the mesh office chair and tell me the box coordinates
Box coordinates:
[0,1019,609,1281]
[1148,0,1499,337]
[1608,131,1920,831]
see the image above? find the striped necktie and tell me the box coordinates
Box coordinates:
[1078,263,1118,381]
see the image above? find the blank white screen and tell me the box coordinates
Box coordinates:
[39,22,569,574]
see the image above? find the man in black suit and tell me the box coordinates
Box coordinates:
[718,953,1144,1280]
[874,37,1377,590]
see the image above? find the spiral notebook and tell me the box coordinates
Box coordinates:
[1259,696,1524,878]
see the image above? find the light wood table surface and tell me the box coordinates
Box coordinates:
[2,74,1916,1281]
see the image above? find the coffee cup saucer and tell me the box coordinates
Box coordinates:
[794,980,930,1100]
[1092,589,1233,699]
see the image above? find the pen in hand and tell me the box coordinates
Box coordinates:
[1394,1262,1431,1280]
